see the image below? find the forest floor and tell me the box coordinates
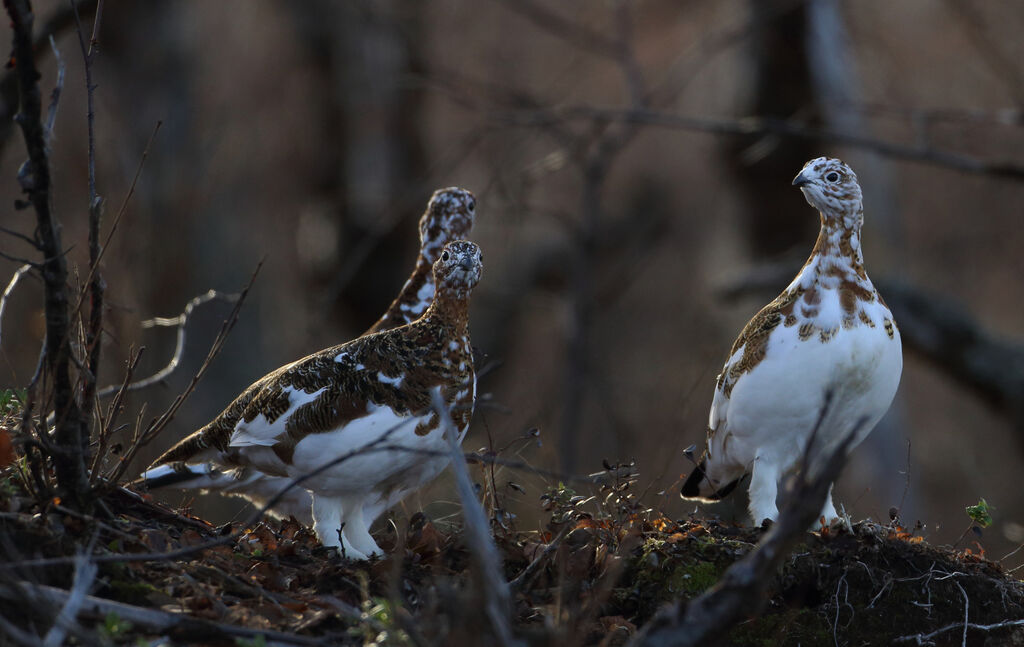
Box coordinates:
[1,476,1023,647]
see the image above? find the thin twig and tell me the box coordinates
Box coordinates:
[508,523,571,591]
[71,0,106,454]
[96,290,239,398]
[0,264,33,349]
[499,107,1024,181]
[894,618,1024,645]
[91,347,142,483]
[43,36,64,148]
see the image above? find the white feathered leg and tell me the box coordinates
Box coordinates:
[340,495,382,558]
[312,495,368,560]
[818,484,839,525]
[748,457,780,526]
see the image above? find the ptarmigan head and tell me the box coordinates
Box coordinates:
[792,157,862,220]
[420,188,476,261]
[433,240,482,299]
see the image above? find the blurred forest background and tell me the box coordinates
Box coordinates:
[2,0,1023,561]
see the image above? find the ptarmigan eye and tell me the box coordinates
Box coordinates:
[826,172,839,183]
[467,197,476,211]
[441,251,450,262]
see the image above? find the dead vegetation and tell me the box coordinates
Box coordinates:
[2,469,1024,646]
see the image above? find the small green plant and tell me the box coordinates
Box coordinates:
[98,612,133,642]
[966,498,994,528]
[540,482,583,524]
[347,571,410,646]
[0,388,26,416]
[235,634,267,647]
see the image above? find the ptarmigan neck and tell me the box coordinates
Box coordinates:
[422,288,471,332]
[798,207,869,287]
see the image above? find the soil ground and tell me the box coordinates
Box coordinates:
[2,480,1023,646]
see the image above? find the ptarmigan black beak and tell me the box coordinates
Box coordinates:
[792,172,812,187]
[459,256,475,272]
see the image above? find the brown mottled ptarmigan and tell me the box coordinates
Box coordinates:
[681,157,902,525]
[137,188,476,527]
[138,240,482,559]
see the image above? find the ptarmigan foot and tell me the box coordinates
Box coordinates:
[339,496,383,558]
[312,495,369,560]
[747,460,779,526]
[818,485,839,526]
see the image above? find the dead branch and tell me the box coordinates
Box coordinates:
[96,289,239,398]
[433,389,521,647]
[0,581,324,646]
[508,523,571,592]
[70,0,105,438]
[42,35,63,146]
[0,264,33,349]
[6,0,91,509]
[433,82,1024,180]
[895,618,1024,645]
[90,347,142,484]
[0,1,97,152]
[493,0,620,60]
[630,398,862,647]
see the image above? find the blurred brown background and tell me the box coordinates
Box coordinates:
[2,0,1023,561]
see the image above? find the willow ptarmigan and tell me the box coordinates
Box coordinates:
[681,157,902,525]
[138,239,482,559]
[138,188,477,525]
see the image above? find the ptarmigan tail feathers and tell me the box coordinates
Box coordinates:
[133,461,232,491]
[681,458,741,502]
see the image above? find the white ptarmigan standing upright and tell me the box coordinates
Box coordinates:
[138,239,482,559]
[681,157,902,525]
[137,188,476,526]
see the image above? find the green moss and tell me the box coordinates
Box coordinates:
[671,560,720,596]
[106,579,163,603]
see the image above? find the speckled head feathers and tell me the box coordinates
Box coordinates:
[792,157,862,219]
[419,188,476,261]
[434,240,482,297]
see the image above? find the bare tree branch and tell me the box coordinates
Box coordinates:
[71,0,105,447]
[6,0,91,509]
[487,106,1024,181]
[493,0,620,60]
[0,264,33,349]
[0,0,97,152]
[43,35,63,147]
[895,618,1024,645]
[96,289,239,398]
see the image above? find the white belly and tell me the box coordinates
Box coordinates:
[284,404,465,498]
[718,322,902,471]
